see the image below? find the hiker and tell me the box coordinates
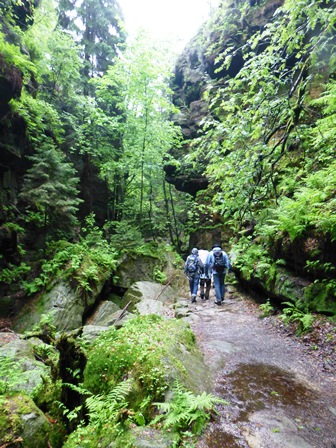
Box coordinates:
[198,249,211,300]
[205,244,231,305]
[184,248,204,303]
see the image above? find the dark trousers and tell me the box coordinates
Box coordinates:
[213,273,226,302]
[200,277,211,299]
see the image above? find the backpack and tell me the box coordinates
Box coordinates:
[186,255,198,274]
[213,250,226,273]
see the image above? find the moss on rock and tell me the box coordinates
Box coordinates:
[0,393,55,448]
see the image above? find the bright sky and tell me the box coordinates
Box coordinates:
[120,0,220,48]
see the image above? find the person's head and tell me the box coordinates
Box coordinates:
[191,248,198,255]
[212,243,221,250]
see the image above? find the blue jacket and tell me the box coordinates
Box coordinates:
[205,248,231,276]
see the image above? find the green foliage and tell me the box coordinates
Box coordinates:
[232,236,273,282]
[19,139,82,239]
[0,262,30,285]
[85,379,132,428]
[184,0,336,235]
[280,301,315,334]
[84,316,170,399]
[65,317,216,447]
[0,29,36,77]
[259,299,274,318]
[94,30,182,235]
[304,280,336,315]
[23,215,118,294]
[31,312,57,339]
[261,162,336,242]
[83,315,196,414]
[153,381,227,442]
[189,0,336,317]
[153,267,167,284]
[58,0,125,80]
[105,221,145,251]
[0,358,26,395]
[11,91,64,142]
[61,380,133,448]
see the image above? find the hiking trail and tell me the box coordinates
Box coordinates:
[178,281,336,448]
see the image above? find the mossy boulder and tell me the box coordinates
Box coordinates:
[12,279,106,333]
[86,300,121,324]
[113,254,161,289]
[83,315,211,399]
[303,281,336,315]
[0,393,54,448]
[0,337,51,396]
[273,269,310,303]
[64,315,212,448]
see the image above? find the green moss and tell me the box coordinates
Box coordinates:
[304,280,336,315]
[63,423,136,448]
[0,393,52,447]
[83,316,198,411]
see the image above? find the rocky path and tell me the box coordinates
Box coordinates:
[180,284,336,448]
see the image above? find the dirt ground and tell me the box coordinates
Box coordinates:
[181,282,336,448]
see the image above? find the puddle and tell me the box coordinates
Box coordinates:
[217,363,315,422]
[202,429,246,447]
[198,363,316,447]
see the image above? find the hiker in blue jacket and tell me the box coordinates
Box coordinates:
[184,248,204,303]
[205,244,231,305]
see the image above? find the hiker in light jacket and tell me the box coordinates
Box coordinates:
[205,244,231,305]
[198,249,211,300]
[184,248,204,303]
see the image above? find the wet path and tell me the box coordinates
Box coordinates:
[182,285,336,448]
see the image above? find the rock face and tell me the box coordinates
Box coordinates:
[113,254,161,290]
[0,55,22,119]
[0,0,38,233]
[164,0,285,195]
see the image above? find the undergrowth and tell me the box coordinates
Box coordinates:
[280,301,315,335]
[62,315,221,447]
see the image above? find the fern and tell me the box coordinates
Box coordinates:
[62,379,132,431]
[85,379,132,427]
[153,381,227,437]
[281,302,314,334]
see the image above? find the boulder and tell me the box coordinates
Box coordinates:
[0,393,53,448]
[113,254,160,289]
[0,337,50,396]
[82,300,136,343]
[82,312,135,343]
[273,270,310,303]
[86,300,121,326]
[130,427,178,447]
[13,279,106,333]
[120,281,174,316]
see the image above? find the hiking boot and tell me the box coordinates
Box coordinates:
[200,294,205,300]
[191,295,197,303]
[214,301,222,306]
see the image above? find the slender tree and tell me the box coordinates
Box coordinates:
[58,0,125,89]
[20,140,83,238]
[95,31,182,236]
